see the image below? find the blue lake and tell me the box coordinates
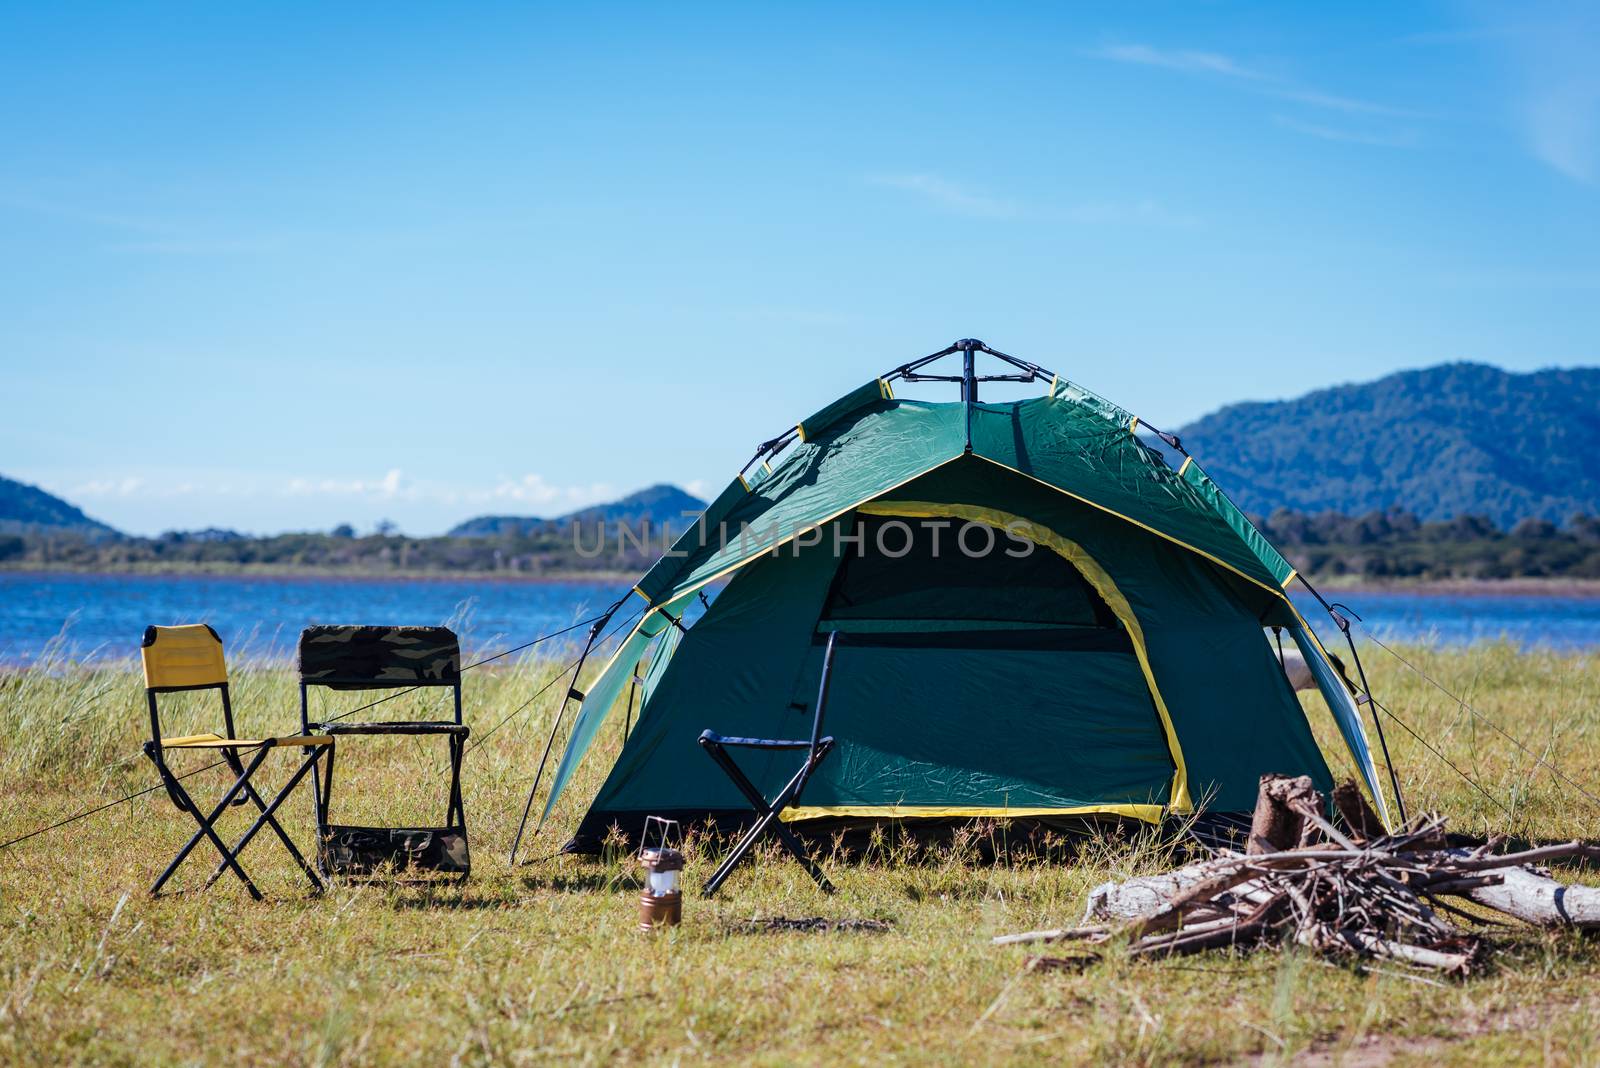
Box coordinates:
[0,572,626,665]
[1,572,1598,664]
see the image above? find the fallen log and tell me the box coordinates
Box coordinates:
[1082,847,1352,923]
[1085,851,1600,930]
[1449,851,1600,927]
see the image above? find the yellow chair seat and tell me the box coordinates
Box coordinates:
[160,733,333,749]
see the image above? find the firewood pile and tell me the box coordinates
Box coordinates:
[994,775,1600,977]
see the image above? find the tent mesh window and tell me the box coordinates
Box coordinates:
[818,515,1126,648]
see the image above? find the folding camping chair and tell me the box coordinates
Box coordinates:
[140,624,332,900]
[698,630,841,896]
[298,625,471,880]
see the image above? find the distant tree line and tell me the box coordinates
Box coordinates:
[3,509,1600,582]
[1254,509,1600,581]
[0,520,676,577]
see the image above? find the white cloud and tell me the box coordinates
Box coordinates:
[479,474,616,510]
[72,476,147,498]
[73,468,621,512]
[284,468,409,499]
[1469,5,1600,183]
[1088,44,1266,80]
[1390,6,1599,181]
[1273,115,1417,148]
[1058,199,1202,228]
[1520,66,1600,182]
[868,173,1198,227]
[866,173,1019,218]
[108,236,289,256]
[1089,41,1415,120]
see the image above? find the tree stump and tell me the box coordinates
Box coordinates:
[1331,779,1384,842]
[1248,774,1319,854]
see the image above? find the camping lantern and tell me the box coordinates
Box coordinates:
[637,816,684,931]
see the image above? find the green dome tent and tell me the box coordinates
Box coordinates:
[530,340,1387,853]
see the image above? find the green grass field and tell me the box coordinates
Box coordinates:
[3,639,1600,1065]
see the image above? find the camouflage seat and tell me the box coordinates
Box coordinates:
[297,625,471,881]
[321,721,470,735]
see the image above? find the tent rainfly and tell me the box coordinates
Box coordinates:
[532,340,1387,853]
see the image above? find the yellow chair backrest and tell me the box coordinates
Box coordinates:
[142,624,228,691]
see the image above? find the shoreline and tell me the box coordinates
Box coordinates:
[1297,577,1600,598]
[4,566,1600,597]
[0,565,639,585]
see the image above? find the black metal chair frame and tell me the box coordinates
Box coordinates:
[698,631,841,896]
[299,628,469,880]
[142,629,330,900]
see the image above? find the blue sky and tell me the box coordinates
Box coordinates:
[3,2,1597,535]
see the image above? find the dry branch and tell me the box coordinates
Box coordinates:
[1003,778,1600,977]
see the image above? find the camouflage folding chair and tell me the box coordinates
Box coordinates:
[141,624,332,900]
[298,625,471,880]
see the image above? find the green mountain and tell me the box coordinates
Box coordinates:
[448,483,706,537]
[1177,363,1600,527]
[0,475,118,536]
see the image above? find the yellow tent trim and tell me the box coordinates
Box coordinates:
[795,422,807,443]
[737,472,750,491]
[1129,415,1141,434]
[576,458,974,728]
[782,802,1164,824]
[856,499,1192,813]
[643,449,1292,638]
[1178,456,1193,477]
[878,378,895,400]
[1281,568,1298,588]
[627,456,969,617]
[1047,373,1059,398]
[972,454,1286,600]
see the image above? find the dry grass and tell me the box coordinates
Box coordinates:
[3,637,1600,1065]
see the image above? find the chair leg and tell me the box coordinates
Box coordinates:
[313,743,336,875]
[703,803,785,896]
[149,749,268,900]
[769,824,835,895]
[446,734,465,830]
[206,747,327,893]
[700,752,835,897]
[757,770,836,895]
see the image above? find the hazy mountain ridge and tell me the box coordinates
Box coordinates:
[447,483,706,537]
[1178,362,1600,526]
[11,362,1599,546]
[0,475,117,537]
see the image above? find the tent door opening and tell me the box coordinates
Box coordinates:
[779,509,1178,820]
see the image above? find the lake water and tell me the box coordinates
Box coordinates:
[2,572,1598,665]
[0,572,626,665]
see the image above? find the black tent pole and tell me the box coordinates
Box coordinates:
[960,338,978,452]
[1296,575,1408,824]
